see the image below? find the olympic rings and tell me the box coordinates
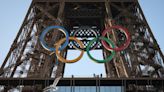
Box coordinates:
[71,26,99,51]
[101,25,131,51]
[55,37,84,63]
[86,36,116,63]
[39,25,131,64]
[39,26,69,52]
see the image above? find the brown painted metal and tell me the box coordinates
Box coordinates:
[0,0,164,91]
[0,1,34,71]
[33,0,136,3]
[0,77,164,86]
[136,1,164,61]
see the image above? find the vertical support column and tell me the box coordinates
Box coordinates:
[104,0,129,78]
[0,1,34,71]
[10,19,36,77]
[103,0,118,78]
[136,1,164,62]
[54,0,66,78]
[27,0,66,79]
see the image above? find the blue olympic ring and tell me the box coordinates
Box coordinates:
[39,26,69,52]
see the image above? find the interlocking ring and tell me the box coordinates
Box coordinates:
[39,25,131,64]
[55,37,84,63]
[39,26,69,52]
[101,25,131,51]
[71,26,99,51]
[86,36,116,63]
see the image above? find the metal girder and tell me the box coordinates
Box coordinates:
[33,0,136,3]
[136,1,164,62]
[26,0,66,78]
[0,1,34,72]
[0,0,164,83]
[104,0,130,78]
[35,5,57,21]
[10,20,36,78]
[0,0,164,91]
[0,78,164,86]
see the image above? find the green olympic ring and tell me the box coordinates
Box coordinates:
[86,36,116,63]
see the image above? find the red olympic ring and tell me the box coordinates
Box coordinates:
[101,25,131,51]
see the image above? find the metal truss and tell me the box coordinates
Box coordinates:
[0,0,164,91]
[0,78,164,92]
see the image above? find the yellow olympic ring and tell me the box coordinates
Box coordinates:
[55,37,84,63]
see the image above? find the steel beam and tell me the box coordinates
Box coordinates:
[34,0,136,3]
[0,78,164,86]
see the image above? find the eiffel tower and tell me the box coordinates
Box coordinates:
[0,0,164,92]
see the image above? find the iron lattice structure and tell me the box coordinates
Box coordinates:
[0,0,164,91]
